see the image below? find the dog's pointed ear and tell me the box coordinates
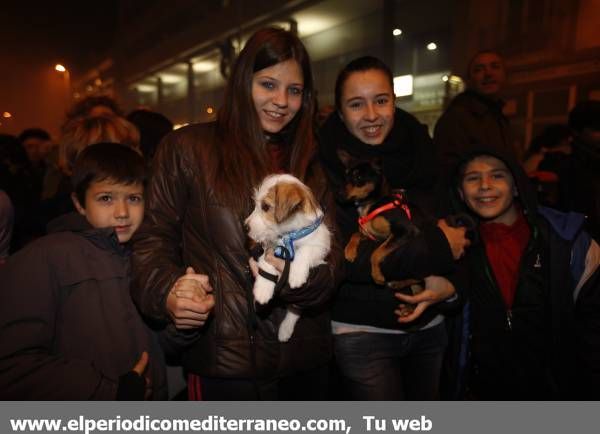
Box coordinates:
[274,183,304,224]
[336,149,354,168]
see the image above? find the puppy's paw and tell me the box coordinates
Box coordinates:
[253,278,275,304]
[278,311,300,342]
[344,233,362,262]
[344,244,358,262]
[288,266,310,288]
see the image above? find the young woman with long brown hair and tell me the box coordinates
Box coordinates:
[131,27,341,400]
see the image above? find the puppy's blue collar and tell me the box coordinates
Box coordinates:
[274,215,324,261]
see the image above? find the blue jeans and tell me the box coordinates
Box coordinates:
[334,323,447,400]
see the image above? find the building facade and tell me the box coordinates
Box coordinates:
[73,0,600,153]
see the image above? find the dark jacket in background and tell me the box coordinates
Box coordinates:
[131,122,342,380]
[0,135,44,252]
[445,147,599,399]
[0,213,166,399]
[434,90,518,178]
[319,109,458,331]
[553,137,600,242]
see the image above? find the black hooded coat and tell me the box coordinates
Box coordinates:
[445,147,599,399]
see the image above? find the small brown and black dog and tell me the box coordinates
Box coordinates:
[337,149,473,316]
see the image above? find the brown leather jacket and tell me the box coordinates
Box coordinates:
[131,122,342,379]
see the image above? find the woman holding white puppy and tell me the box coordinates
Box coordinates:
[132,27,341,400]
[319,56,470,400]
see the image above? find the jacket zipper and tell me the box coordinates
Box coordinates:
[505,309,513,331]
[482,224,538,333]
[482,249,515,332]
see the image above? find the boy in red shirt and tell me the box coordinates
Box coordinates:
[450,149,599,399]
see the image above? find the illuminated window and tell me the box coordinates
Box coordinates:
[393,75,413,97]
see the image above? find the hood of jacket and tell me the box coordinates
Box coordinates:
[47,212,128,256]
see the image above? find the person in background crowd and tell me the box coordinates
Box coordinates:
[126,109,173,164]
[445,147,599,399]
[434,50,518,177]
[17,128,54,171]
[0,190,14,265]
[17,128,57,219]
[520,124,572,208]
[319,56,469,400]
[0,134,41,251]
[553,100,600,241]
[59,114,140,176]
[62,95,123,132]
[132,27,342,401]
[0,143,167,400]
[522,124,572,174]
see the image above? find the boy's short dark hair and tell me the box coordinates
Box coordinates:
[71,142,146,205]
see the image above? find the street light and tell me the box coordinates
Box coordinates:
[54,63,72,107]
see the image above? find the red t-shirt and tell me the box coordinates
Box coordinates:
[479,211,531,309]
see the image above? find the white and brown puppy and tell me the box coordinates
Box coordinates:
[245,174,331,341]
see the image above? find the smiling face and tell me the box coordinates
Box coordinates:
[251,59,304,134]
[339,69,395,145]
[468,52,506,98]
[72,178,144,243]
[459,155,518,225]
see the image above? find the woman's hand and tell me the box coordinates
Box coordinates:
[166,267,215,329]
[437,219,470,260]
[394,275,455,323]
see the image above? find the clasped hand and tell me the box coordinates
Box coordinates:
[166,267,215,329]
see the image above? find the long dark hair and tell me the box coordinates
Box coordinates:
[213,27,317,214]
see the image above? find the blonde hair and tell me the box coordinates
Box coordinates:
[59,114,140,175]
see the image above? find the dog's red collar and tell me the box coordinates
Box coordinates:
[358,193,412,240]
